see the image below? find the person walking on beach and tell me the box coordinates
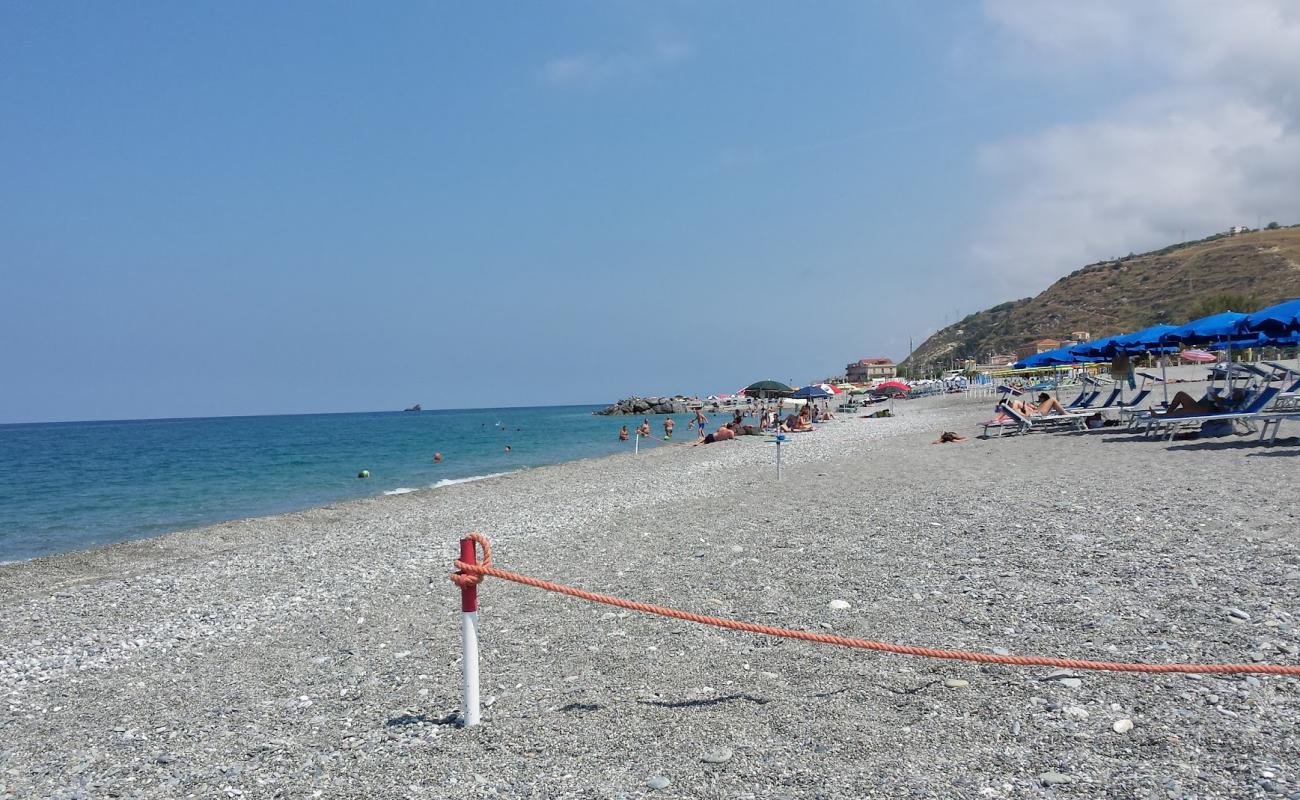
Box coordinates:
[663,418,675,440]
[693,408,708,438]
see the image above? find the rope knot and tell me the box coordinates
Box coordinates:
[451,531,492,588]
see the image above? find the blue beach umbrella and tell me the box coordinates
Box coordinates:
[1239,298,1300,337]
[1069,335,1124,360]
[1164,311,1249,344]
[789,385,833,400]
[1013,346,1102,369]
[1112,323,1180,353]
[1165,311,1257,397]
[1107,323,1180,404]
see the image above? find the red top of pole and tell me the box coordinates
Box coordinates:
[459,537,479,612]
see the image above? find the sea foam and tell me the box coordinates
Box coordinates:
[432,471,516,489]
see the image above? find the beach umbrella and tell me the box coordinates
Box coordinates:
[743,380,794,399]
[1239,298,1300,337]
[1179,349,1217,363]
[1014,346,1106,369]
[1165,311,1255,398]
[1107,323,1179,404]
[1112,323,1180,353]
[789,385,833,400]
[1165,311,1250,344]
[873,380,912,394]
[818,383,843,395]
[1069,335,1125,360]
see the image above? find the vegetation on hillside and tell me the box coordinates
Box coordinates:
[900,226,1300,373]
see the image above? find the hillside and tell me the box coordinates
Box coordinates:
[901,226,1300,371]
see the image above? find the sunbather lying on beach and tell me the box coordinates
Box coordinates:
[1000,393,1069,418]
[932,431,967,444]
[694,424,736,445]
[1151,389,1244,417]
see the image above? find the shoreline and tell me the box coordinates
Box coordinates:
[3,395,1298,798]
[0,394,946,572]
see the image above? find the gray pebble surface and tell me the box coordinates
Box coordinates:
[1,395,1298,799]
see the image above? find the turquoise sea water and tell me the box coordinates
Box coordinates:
[0,406,723,562]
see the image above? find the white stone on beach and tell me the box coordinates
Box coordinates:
[944,679,969,689]
[1113,718,1134,733]
[701,747,733,764]
[1063,705,1089,720]
[1059,678,1082,689]
[828,600,850,610]
[1039,772,1072,785]
[647,775,670,790]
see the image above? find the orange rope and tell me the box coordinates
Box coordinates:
[451,533,1300,675]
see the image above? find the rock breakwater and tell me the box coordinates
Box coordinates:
[595,396,692,416]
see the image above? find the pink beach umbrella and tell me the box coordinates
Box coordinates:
[1180,349,1217,363]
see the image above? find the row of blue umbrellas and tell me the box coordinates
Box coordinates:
[1015,298,1300,369]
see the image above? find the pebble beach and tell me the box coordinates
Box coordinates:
[2,397,1299,799]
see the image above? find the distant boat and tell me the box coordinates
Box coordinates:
[403,404,422,412]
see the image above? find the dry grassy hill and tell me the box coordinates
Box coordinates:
[901,226,1300,372]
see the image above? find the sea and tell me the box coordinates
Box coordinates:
[0,405,720,563]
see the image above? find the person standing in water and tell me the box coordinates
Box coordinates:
[619,425,629,441]
[637,418,651,439]
[693,408,708,439]
[663,417,675,440]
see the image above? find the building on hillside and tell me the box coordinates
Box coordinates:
[1015,338,1063,361]
[989,354,1017,367]
[846,358,896,382]
[1071,330,1090,342]
[1230,225,1249,235]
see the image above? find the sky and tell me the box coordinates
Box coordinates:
[3,1,1299,423]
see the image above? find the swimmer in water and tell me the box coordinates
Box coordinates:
[505,445,512,453]
[433,452,443,463]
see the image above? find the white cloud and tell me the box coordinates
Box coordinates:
[541,35,692,89]
[970,0,1300,289]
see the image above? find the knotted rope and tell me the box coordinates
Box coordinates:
[451,534,1300,675]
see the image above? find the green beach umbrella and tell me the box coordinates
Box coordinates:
[743,380,794,399]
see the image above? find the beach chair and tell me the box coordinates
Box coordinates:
[981,402,1033,438]
[1067,388,1100,409]
[1146,386,1281,441]
[1257,393,1300,445]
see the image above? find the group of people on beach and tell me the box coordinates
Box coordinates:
[617,399,838,447]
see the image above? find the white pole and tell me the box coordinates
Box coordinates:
[457,537,481,727]
[634,432,640,455]
[775,437,783,480]
[461,611,480,727]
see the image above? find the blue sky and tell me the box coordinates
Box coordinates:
[4,1,1299,422]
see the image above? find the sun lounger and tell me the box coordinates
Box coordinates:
[1114,388,1151,409]
[982,401,1094,437]
[1145,387,1281,441]
[1067,389,1100,409]
[981,402,1032,437]
[1258,393,1300,445]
